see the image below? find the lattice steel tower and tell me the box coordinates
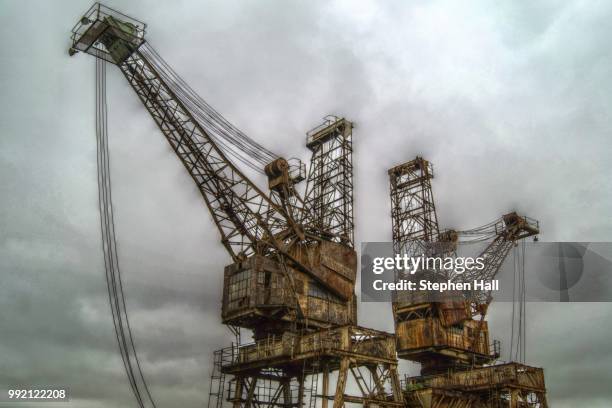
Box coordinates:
[304,116,354,247]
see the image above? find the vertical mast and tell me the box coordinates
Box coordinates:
[303,116,354,247]
[388,156,439,257]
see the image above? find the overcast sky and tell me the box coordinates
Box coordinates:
[1,0,611,407]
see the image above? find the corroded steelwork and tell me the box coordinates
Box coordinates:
[304,117,355,247]
[389,157,547,407]
[70,5,395,408]
[388,157,439,257]
[403,363,547,407]
[221,241,358,338]
[71,4,548,407]
[217,326,404,408]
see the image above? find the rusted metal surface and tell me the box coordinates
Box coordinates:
[215,325,404,408]
[221,255,295,330]
[388,157,547,406]
[69,3,146,63]
[71,5,548,406]
[438,300,471,327]
[403,363,547,408]
[222,241,358,335]
[220,326,397,373]
[289,240,357,300]
[395,318,493,361]
[431,363,546,391]
[404,388,476,408]
[304,116,354,247]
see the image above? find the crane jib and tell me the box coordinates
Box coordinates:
[69,4,354,303]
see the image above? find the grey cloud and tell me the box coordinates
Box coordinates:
[1,0,611,407]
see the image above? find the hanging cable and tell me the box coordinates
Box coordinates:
[509,240,527,363]
[143,43,277,161]
[521,240,527,364]
[452,217,505,243]
[139,43,279,174]
[96,56,157,408]
[510,246,517,361]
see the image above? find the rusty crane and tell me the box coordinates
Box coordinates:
[388,157,548,407]
[70,4,403,408]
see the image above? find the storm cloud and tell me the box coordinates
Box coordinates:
[1,0,611,407]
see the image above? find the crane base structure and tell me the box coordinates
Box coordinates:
[402,363,547,408]
[209,326,404,408]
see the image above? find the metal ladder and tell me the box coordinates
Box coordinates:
[304,360,320,408]
[207,350,227,408]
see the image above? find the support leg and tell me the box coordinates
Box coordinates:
[232,377,243,408]
[322,364,329,408]
[245,377,257,408]
[333,358,350,408]
[283,379,292,408]
[298,375,305,408]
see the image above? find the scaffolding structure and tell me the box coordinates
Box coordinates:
[210,327,403,408]
[304,117,355,247]
[388,157,439,258]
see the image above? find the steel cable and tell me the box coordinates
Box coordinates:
[143,43,276,161]
[140,43,279,174]
[96,56,157,408]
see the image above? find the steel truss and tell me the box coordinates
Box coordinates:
[388,157,439,258]
[118,50,290,261]
[304,117,355,247]
[212,326,404,408]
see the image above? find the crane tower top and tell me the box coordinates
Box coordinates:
[69,3,146,64]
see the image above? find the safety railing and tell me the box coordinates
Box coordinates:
[70,3,146,63]
[402,362,545,391]
[217,326,396,368]
[305,116,345,147]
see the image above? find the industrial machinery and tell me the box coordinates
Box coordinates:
[388,157,548,407]
[69,3,549,408]
[70,4,403,408]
